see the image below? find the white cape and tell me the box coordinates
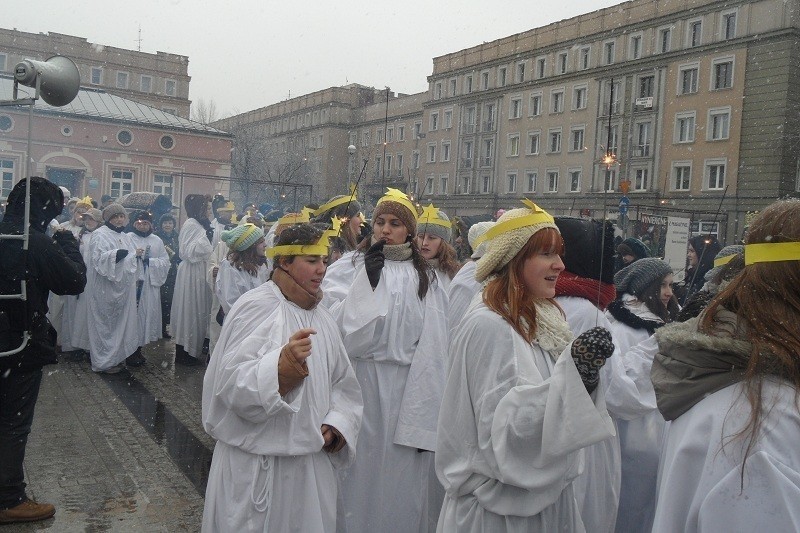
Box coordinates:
[201,281,363,532]
[446,260,481,337]
[171,218,213,358]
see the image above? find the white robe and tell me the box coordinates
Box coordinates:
[67,230,94,351]
[215,259,268,314]
[435,301,616,533]
[128,232,171,347]
[321,251,449,533]
[604,294,667,533]
[206,240,228,355]
[171,218,214,359]
[557,296,622,533]
[201,281,363,533]
[86,225,139,371]
[446,260,480,336]
[653,380,800,532]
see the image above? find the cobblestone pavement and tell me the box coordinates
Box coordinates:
[5,339,213,532]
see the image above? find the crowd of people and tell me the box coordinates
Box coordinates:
[1,177,799,532]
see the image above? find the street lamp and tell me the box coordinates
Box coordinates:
[348,144,356,194]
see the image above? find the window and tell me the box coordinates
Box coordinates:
[465,74,473,93]
[434,174,446,195]
[427,144,436,163]
[463,106,477,133]
[91,67,103,85]
[140,75,152,93]
[659,27,672,53]
[412,150,420,169]
[396,154,404,175]
[569,169,582,192]
[536,57,546,79]
[629,35,642,60]
[679,65,699,94]
[397,125,405,141]
[434,81,443,100]
[413,122,422,139]
[573,86,587,110]
[604,41,616,65]
[675,112,696,143]
[449,78,457,96]
[547,169,559,192]
[0,53,5,72]
[463,141,474,167]
[688,20,702,47]
[516,61,526,83]
[115,71,128,89]
[579,47,590,70]
[639,75,654,98]
[636,122,651,155]
[111,169,134,198]
[165,79,176,96]
[481,71,490,90]
[525,170,537,193]
[424,176,435,195]
[482,139,494,166]
[708,107,731,140]
[604,79,621,114]
[634,168,650,191]
[558,52,568,74]
[443,110,453,129]
[0,115,12,132]
[498,67,507,87]
[153,172,174,201]
[116,129,133,146]
[386,127,394,142]
[604,169,617,192]
[548,129,562,153]
[1,159,16,198]
[712,59,734,89]
[374,157,382,177]
[442,141,451,162]
[673,163,692,190]
[385,155,392,173]
[459,176,471,194]
[362,130,370,147]
[551,89,564,113]
[429,111,439,132]
[722,12,737,40]
[159,135,175,150]
[483,104,496,131]
[482,176,492,193]
[570,127,585,151]
[510,97,522,119]
[527,131,541,155]
[508,134,520,157]
[706,160,726,190]
[529,93,542,116]
[507,172,517,193]
[608,124,619,153]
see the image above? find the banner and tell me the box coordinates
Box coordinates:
[664,216,691,280]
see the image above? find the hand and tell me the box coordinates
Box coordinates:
[135,248,144,257]
[212,266,219,279]
[364,240,385,290]
[571,327,614,394]
[321,424,346,453]
[283,328,316,365]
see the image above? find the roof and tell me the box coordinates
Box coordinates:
[0,75,230,136]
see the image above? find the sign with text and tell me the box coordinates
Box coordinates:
[664,216,691,280]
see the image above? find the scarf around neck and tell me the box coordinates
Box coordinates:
[607,298,664,335]
[369,237,413,262]
[555,272,616,311]
[533,300,575,361]
[272,266,322,310]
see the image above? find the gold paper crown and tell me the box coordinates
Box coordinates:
[417,204,451,228]
[713,254,736,268]
[218,201,236,212]
[744,241,800,265]
[472,199,555,248]
[314,195,354,216]
[267,227,331,259]
[76,195,93,208]
[376,187,417,218]
[277,210,311,225]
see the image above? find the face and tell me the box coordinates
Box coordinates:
[687,245,698,267]
[660,274,675,307]
[372,213,408,245]
[82,217,99,231]
[161,220,174,233]
[415,233,443,260]
[217,210,232,224]
[520,249,565,299]
[255,238,266,256]
[348,214,363,236]
[205,203,213,220]
[73,206,88,224]
[622,253,635,265]
[281,255,327,294]
[134,219,152,233]
[108,213,127,229]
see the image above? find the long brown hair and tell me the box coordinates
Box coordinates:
[483,228,564,343]
[636,276,680,322]
[431,240,461,280]
[227,237,265,276]
[701,199,800,465]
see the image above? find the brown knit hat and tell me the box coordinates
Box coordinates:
[372,188,417,237]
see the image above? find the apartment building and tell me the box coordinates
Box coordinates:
[0,28,191,117]
[218,0,800,242]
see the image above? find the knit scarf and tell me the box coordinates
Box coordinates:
[533,300,575,361]
[373,239,413,262]
[607,299,664,335]
[272,266,322,310]
[555,273,616,311]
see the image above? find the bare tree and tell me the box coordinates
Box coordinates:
[191,98,219,124]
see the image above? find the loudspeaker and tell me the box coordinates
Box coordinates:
[14,56,80,107]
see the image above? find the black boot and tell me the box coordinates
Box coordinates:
[175,344,202,367]
[126,347,146,367]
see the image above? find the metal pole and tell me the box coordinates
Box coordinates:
[381,88,389,192]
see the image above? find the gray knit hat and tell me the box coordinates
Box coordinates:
[416,204,452,242]
[614,257,673,297]
[704,244,745,282]
[102,203,127,222]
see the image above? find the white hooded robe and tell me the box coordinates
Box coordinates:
[128,231,171,347]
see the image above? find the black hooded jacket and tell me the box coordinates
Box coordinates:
[0,177,87,370]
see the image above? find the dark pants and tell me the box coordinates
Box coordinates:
[0,367,43,509]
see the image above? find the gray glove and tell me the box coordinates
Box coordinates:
[571,327,614,394]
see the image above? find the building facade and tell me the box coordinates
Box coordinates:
[0,28,191,118]
[218,0,800,243]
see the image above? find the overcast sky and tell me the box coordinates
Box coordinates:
[7,0,622,119]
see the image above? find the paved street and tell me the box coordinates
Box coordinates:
[5,339,212,532]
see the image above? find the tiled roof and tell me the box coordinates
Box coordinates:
[0,75,229,135]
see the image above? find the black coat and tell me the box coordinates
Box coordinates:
[0,177,87,370]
